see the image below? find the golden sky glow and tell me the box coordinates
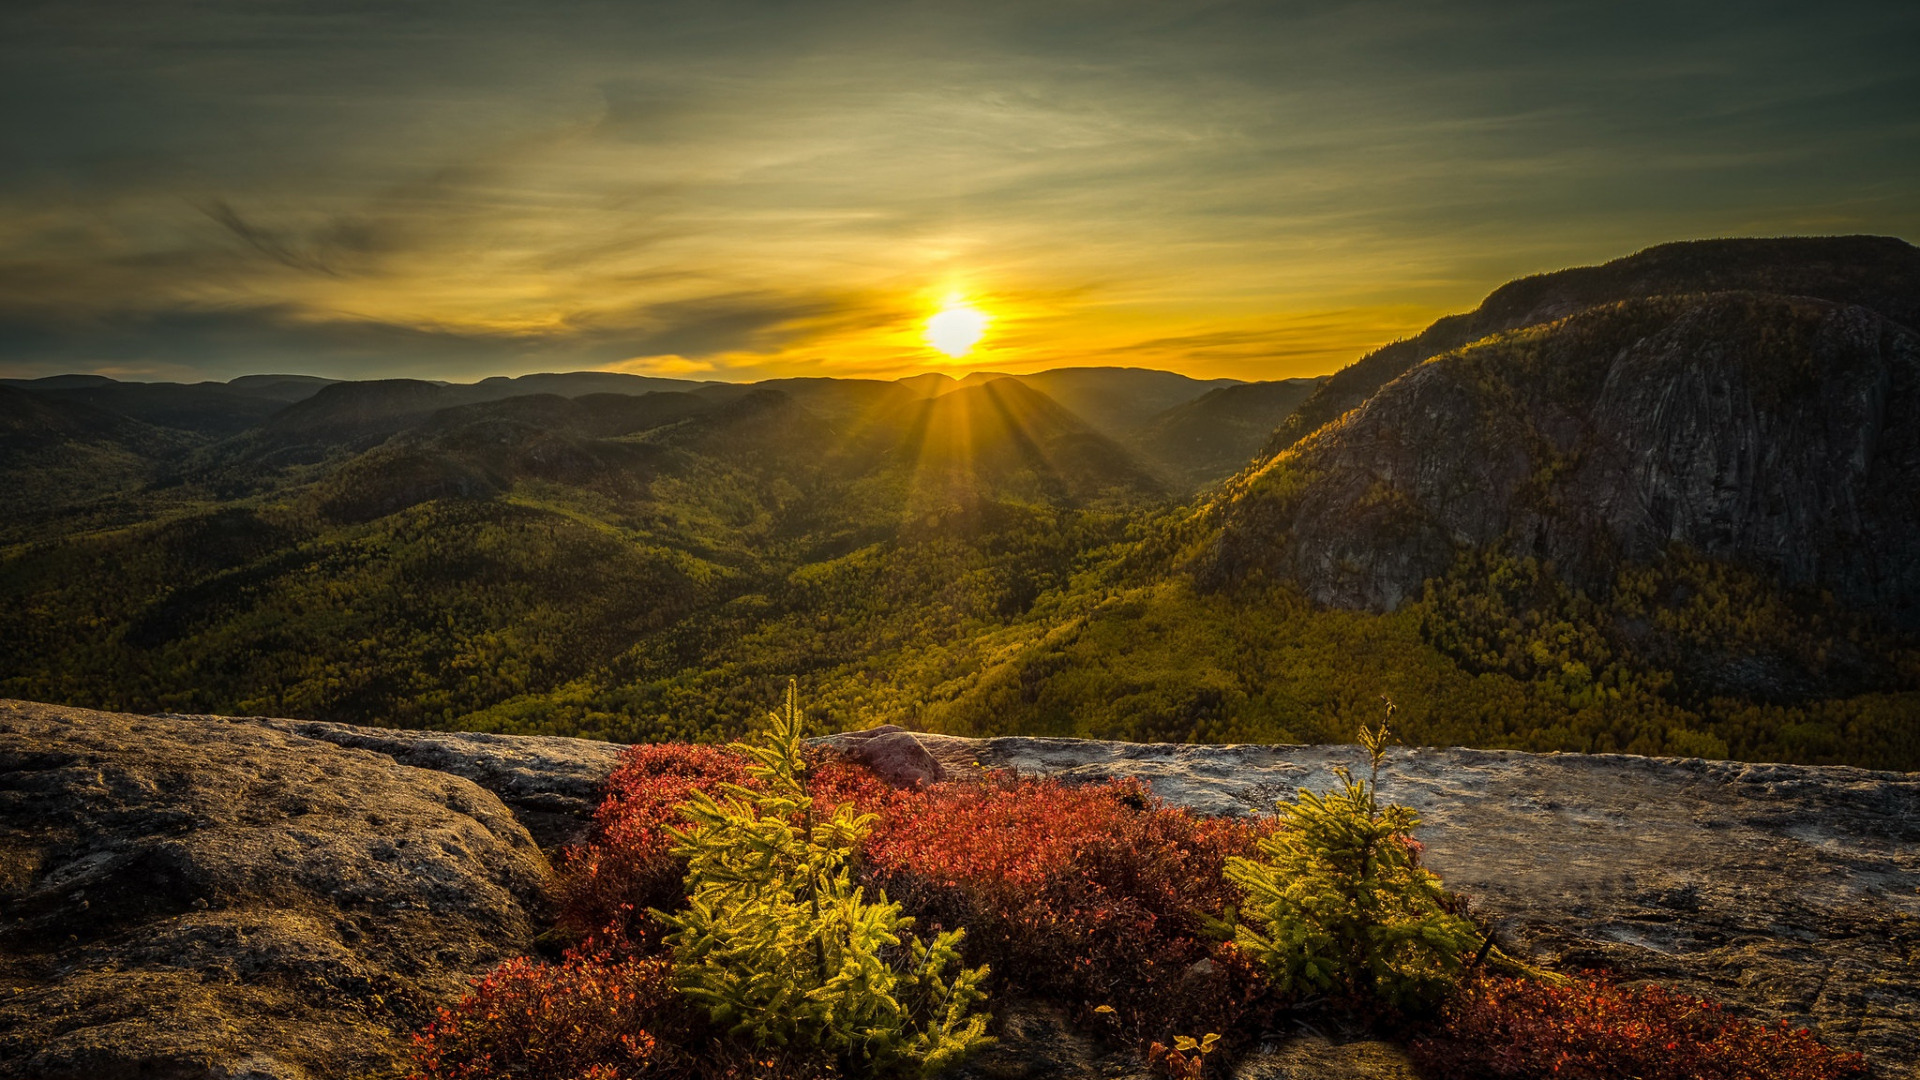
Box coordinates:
[0,1,1914,385]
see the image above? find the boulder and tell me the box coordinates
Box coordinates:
[0,700,554,1079]
[814,725,985,787]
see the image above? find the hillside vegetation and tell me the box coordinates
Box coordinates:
[2,237,1916,769]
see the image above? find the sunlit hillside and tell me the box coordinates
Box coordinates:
[3,239,1915,770]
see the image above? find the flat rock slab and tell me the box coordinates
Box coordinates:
[0,700,555,1080]
[168,713,628,848]
[965,738,1920,1078]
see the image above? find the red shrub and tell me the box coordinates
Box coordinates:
[408,955,671,1080]
[809,762,1276,1047]
[557,742,751,952]
[409,954,831,1080]
[1412,975,1869,1080]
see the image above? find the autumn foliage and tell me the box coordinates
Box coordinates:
[408,955,672,1080]
[810,761,1274,1047]
[418,726,1873,1080]
[556,742,752,951]
[1413,975,1869,1080]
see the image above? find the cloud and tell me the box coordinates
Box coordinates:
[0,285,889,382]
[609,354,716,376]
[0,0,1915,382]
[200,200,344,277]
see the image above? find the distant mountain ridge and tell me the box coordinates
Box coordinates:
[4,235,1916,772]
[0,364,1298,498]
[1208,290,1920,622]
[1262,235,1920,459]
[1128,377,1323,489]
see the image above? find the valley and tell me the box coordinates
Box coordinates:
[3,237,1916,770]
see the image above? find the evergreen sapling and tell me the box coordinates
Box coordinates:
[657,681,992,1076]
[1224,702,1483,1012]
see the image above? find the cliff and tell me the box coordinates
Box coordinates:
[1260,235,1920,462]
[1207,291,1920,627]
[3,700,1914,1078]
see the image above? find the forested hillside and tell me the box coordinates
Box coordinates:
[3,239,1916,770]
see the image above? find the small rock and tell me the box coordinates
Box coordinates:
[815,727,948,787]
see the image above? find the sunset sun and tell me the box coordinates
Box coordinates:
[925,297,990,358]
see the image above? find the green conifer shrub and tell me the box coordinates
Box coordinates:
[1224,705,1483,1012]
[657,681,993,1077]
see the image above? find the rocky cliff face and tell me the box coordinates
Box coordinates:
[5,701,1915,1079]
[1261,235,1920,461]
[1207,292,1920,623]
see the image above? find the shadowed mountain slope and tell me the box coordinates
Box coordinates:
[4,382,287,437]
[2,374,340,437]
[224,373,340,401]
[0,385,203,525]
[1207,293,1920,623]
[461,371,711,401]
[976,367,1244,435]
[1128,377,1324,490]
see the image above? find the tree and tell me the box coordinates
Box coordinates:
[1224,704,1482,1012]
[658,680,992,1076]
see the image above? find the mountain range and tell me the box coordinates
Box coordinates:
[1,235,1915,770]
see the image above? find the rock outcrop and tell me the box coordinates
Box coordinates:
[0,701,560,1079]
[1209,292,1920,623]
[5,700,1915,1078]
[1260,235,1920,462]
[170,712,626,848]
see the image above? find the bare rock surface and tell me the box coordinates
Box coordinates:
[167,712,628,848]
[964,736,1920,1078]
[0,700,554,1080]
[1209,292,1920,625]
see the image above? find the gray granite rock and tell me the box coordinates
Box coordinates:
[0,699,555,1080]
[1208,293,1920,627]
[169,713,629,848]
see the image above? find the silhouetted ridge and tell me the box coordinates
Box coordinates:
[1265,235,1920,459]
[272,378,455,433]
[463,370,711,401]
[1129,377,1323,490]
[967,367,1243,435]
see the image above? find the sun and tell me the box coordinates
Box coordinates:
[924,296,990,358]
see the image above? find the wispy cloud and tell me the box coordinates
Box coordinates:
[0,0,1914,382]
[200,200,346,277]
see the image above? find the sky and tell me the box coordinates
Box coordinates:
[1,0,1915,385]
